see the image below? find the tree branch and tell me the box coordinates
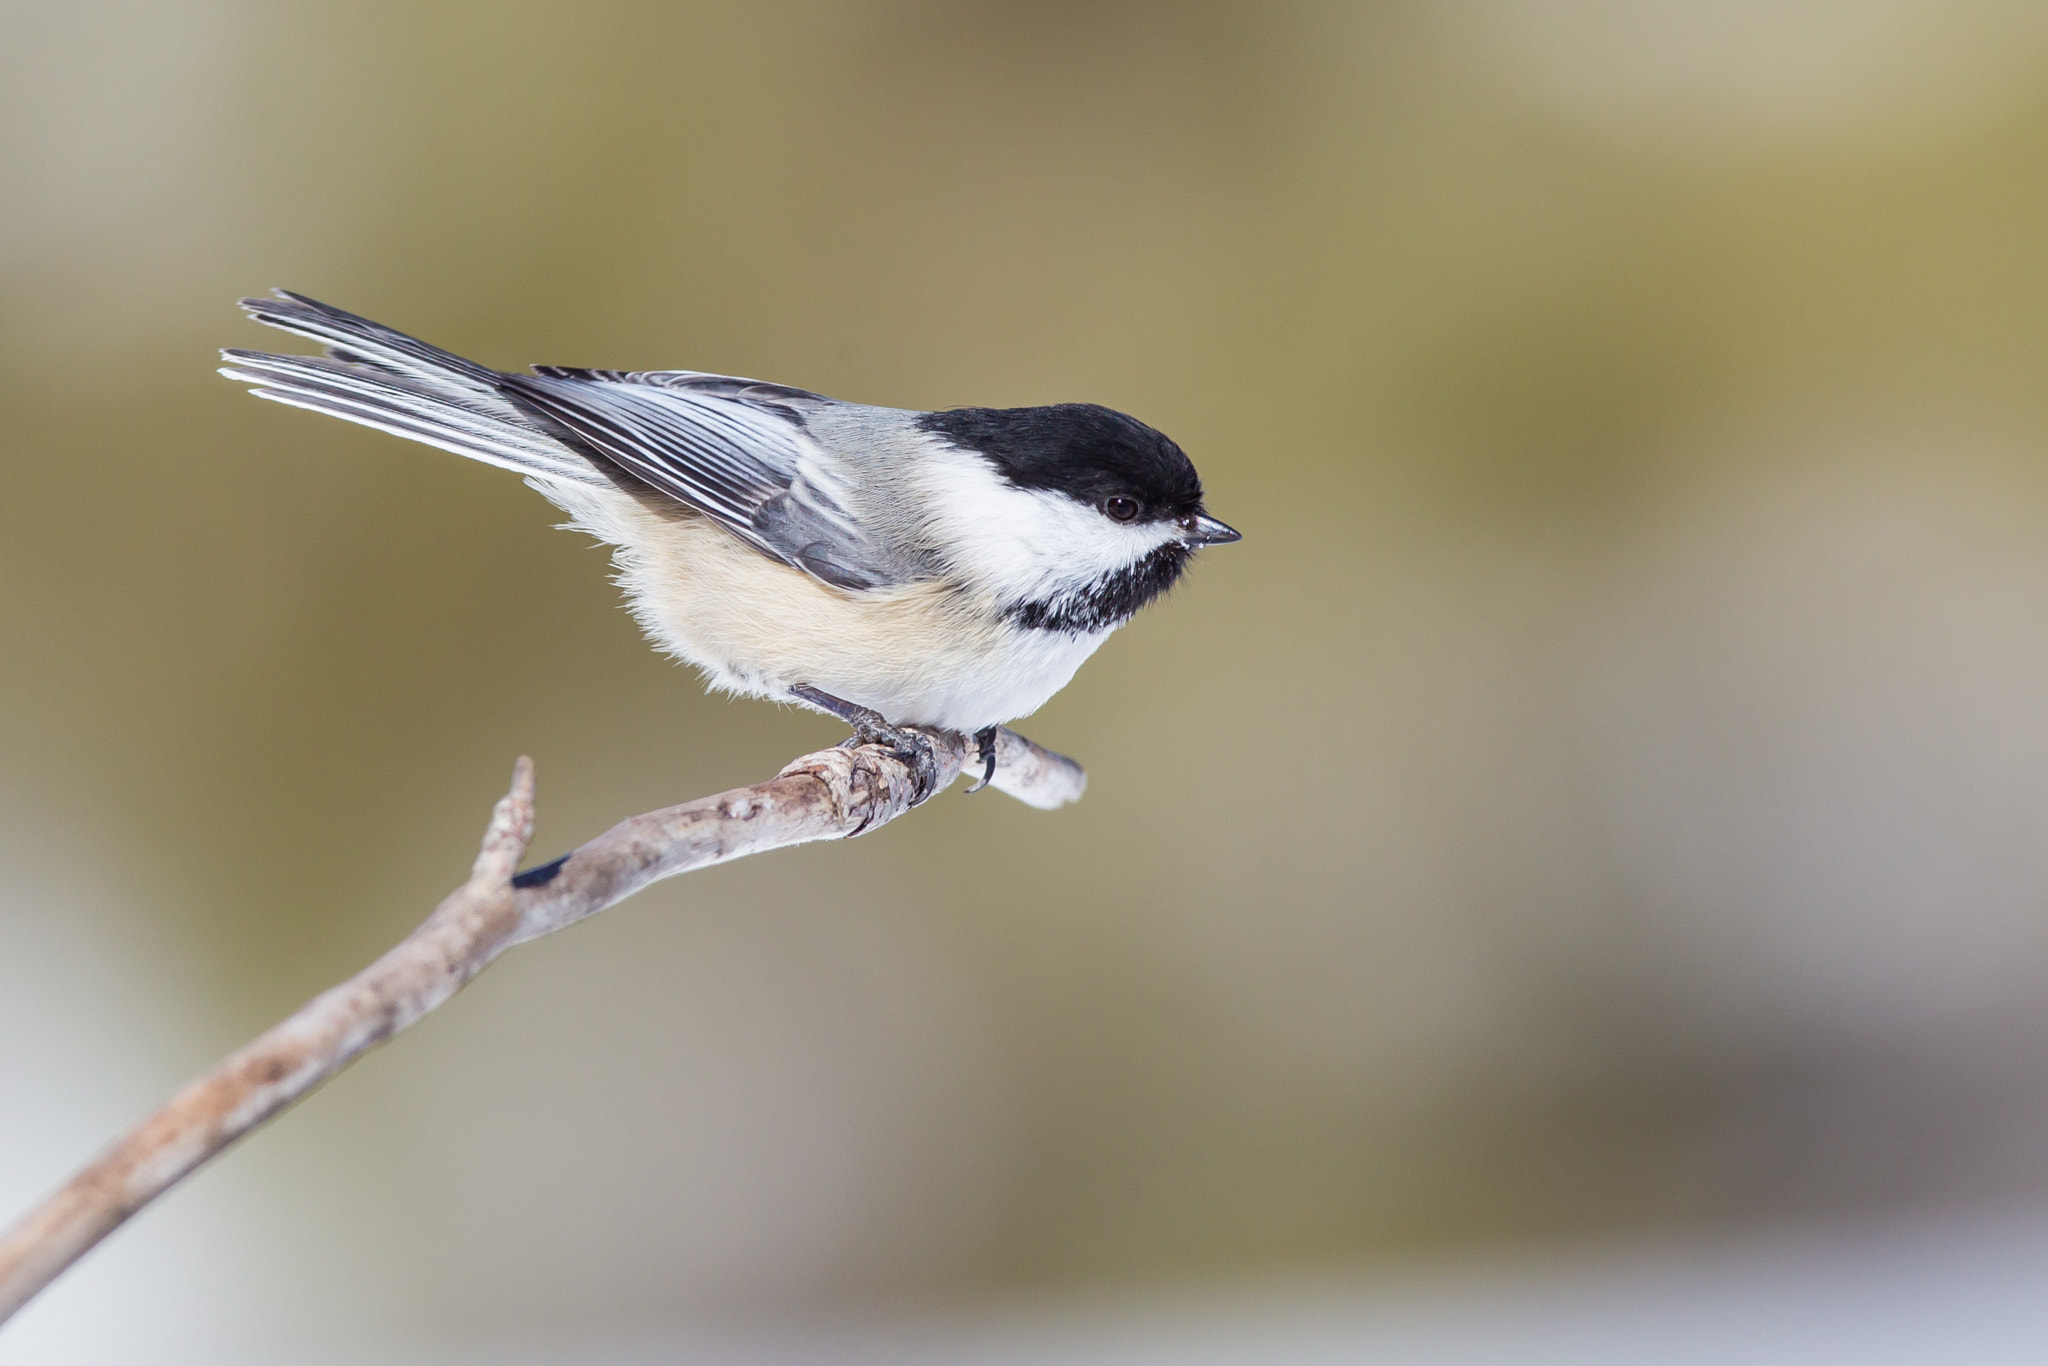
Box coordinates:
[0,725,1084,1328]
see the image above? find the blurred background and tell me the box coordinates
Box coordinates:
[10,2,2048,1361]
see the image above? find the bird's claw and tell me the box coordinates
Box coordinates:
[790,685,943,803]
[964,726,999,794]
[870,725,940,802]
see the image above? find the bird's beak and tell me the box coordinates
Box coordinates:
[1180,513,1242,546]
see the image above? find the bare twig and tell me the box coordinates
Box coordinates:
[0,725,1084,1328]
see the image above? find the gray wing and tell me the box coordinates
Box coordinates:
[500,369,899,591]
[532,365,838,415]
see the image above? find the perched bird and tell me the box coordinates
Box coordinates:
[220,292,1239,788]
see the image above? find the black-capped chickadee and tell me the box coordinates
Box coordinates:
[220,292,1239,787]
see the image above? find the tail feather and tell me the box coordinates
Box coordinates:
[236,290,499,388]
[222,291,605,489]
[220,352,602,486]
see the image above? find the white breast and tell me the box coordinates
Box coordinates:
[540,481,1113,732]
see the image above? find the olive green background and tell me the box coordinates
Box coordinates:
[10,1,2048,1352]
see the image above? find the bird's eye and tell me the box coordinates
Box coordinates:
[1104,496,1140,523]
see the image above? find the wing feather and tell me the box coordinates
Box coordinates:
[499,372,897,590]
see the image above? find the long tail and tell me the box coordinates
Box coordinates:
[218,291,607,489]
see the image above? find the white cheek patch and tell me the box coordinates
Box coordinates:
[914,448,1181,604]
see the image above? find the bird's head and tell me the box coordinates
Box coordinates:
[916,402,1239,633]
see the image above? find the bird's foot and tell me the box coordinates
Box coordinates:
[789,685,941,800]
[964,726,1000,793]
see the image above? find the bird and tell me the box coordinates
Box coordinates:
[219,291,1240,791]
